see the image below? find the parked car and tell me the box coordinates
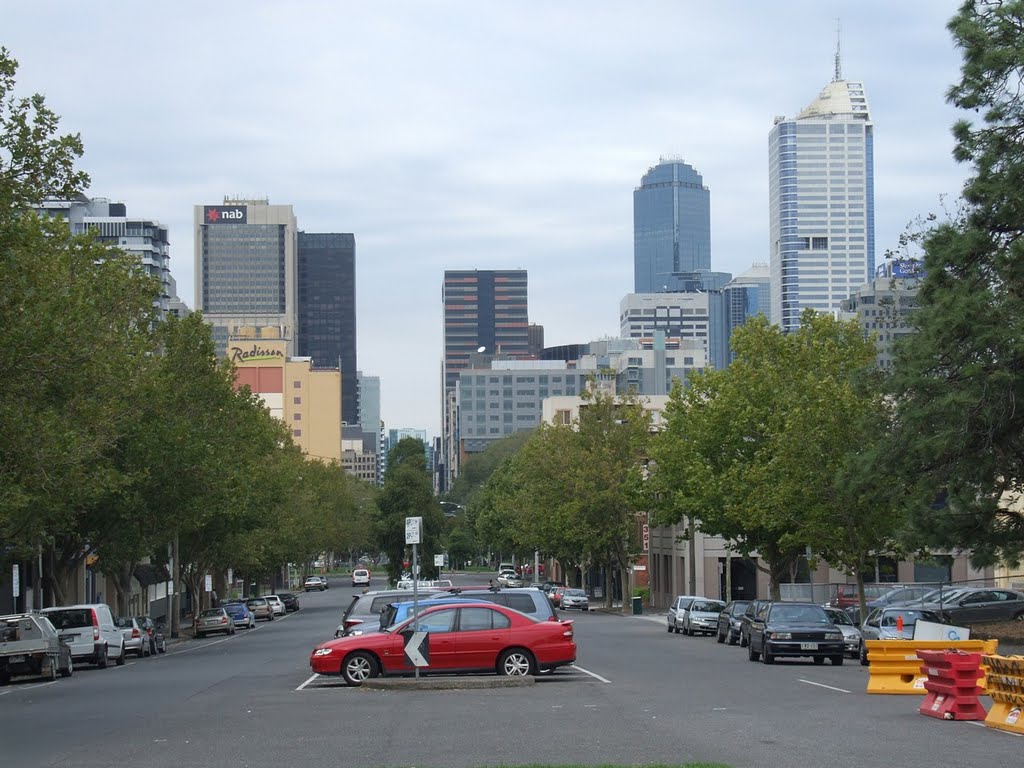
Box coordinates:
[924,588,1024,624]
[304,576,327,592]
[550,586,566,608]
[0,613,74,684]
[311,601,577,686]
[829,583,899,611]
[681,598,726,636]
[666,595,699,634]
[496,569,519,587]
[278,592,301,612]
[115,616,150,658]
[422,587,558,622]
[42,604,126,669]
[502,573,527,588]
[245,597,275,622]
[265,596,286,616]
[715,600,751,645]
[135,616,166,655]
[746,601,846,665]
[351,569,371,588]
[194,608,236,638]
[224,602,256,629]
[824,606,862,659]
[859,607,942,665]
[560,589,589,611]
[338,588,445,637]
[540,581,561,594]
[738,599,773,647]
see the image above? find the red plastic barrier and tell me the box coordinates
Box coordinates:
[917,649,986,721]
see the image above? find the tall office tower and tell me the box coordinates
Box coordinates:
[840,259,923,370]
[194,198,298,355]
[297,232,357,424]
[440,269,529,487]
[769,65,874,333]
[356,371,382,484]
[723,263,771,361]
[35,196,173,321]
[528,323,545,358]
[633,158,711,293]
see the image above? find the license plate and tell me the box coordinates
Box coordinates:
[800,642,818,650]
[9,655,25,664]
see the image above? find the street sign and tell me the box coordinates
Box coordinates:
[403,631,430,667]
[204,574,213,593]
[434,554,445,567]
[12,565,19,597]
[642,524,650,551]
[405,516,422,545]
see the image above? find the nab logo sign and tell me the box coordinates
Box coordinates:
[203,205,247,224]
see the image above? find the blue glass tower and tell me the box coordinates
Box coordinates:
[633,159,711,293]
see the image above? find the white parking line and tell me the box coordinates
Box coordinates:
[572,664,612,684]
[799,679,851,694]
[0,680,59,695]
[968,721,1023,736]
[295,673,319,691]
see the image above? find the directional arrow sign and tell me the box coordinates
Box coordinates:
[403,631,430,667]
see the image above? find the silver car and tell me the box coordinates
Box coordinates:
[824,607,862,659]
[115,617,150,658]
[194,608,236,638]
[561,589,589,611]
[667,595,700,634]
[681,598,725,636]
[859,607,940,665]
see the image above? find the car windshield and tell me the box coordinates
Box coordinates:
[919,588,966,603]
[826,610,854,626]
[691,600,724,612]
[770,605,829,624]
[882,609,936,626]
[730,602,751,615]
[566,589,586,597]
[45,609,93,629]
[115,617,134,628]
[247,599,266,606]
[200,609,223,618]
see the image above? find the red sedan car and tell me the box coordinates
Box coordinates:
[310,601,576,686]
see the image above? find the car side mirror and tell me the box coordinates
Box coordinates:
[335,625,344,638]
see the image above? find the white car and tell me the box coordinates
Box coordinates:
[304,576,327,592]
[265,595,286,616]
[42,604,127,668]
[666,595,700,634]
[351,569,371,588]
[497,569,519,587]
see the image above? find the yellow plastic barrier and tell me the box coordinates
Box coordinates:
[983,655,1024,735]
[865,639,998,695]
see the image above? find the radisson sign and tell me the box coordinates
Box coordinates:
[230,344,285,364]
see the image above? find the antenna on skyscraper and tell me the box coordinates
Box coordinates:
[834,19,842,82]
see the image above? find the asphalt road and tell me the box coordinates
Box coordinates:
[1,574,1020,768]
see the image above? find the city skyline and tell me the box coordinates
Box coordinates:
[6,2,970,437]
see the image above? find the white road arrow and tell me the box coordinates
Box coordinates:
[404,631,429,667]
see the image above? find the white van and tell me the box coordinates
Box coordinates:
[497,562,515,575]
[42,604,126,668]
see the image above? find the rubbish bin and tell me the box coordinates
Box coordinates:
[632,596,643,615]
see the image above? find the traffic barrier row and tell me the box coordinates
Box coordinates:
[864,639,998,695]
[983,654,1024,735]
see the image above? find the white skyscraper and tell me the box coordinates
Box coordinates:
[769,65,874,333]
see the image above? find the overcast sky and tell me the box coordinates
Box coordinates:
[6,1,970,438]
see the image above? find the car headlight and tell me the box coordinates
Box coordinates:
[825,632,843,641]
[313,648,334,657]
[769,632,792,640]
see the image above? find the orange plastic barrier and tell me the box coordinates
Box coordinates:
[865,639,998,694]
[983,654,1024,735]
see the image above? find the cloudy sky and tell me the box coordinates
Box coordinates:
[6,1,970,438]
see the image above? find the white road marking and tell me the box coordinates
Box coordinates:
[295,673,319,691]
[0,680,58,695]
[572,664,611,684]
[968,721,1023,736]
[799,679,851,694]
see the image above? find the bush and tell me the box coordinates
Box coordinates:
[633,586,650,603]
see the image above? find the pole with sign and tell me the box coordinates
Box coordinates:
[405,516,422,678]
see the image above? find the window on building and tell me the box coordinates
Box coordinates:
[293,381,302,389]
[293,397,301,405]
[293,413,301,421]
[293,429,301,437]
[812,237,828,250]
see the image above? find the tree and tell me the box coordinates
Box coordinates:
[888,0,1024,565]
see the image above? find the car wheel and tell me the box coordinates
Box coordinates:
[860,645,869,666]
[761,645,774,665]
[740,632,748,648]
[747,641,759,661]
[96,645,108,669]
[61,654,73,678]
[115,642,126,666]
[716,627,725,644]
[45,655,58,680]
[728,629,738,646]
[666,621,672,633]
[196,632,204,639]
[813,656,826,666]
[341,651,378,687]
[831,655,844,666]
[498,648,536,677]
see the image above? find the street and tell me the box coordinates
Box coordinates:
[0,574,1020,768]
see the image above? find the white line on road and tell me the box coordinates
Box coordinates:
[968,721,1023,736]
[295,673,319,691]
[572,665,611,684]
[799,679,851,694]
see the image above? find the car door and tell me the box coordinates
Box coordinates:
[949,591,994,624]
[412,607,458,670]
[455,606,512,669]
[990,590,1024,621]
[750,602,770,651]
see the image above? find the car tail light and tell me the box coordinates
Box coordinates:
[131,628,141,639]
[221,617,228,624]
[344,618,363,630]
[91,609,100,642]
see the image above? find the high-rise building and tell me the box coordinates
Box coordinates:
[194,198,298,356]
[840,259,923,370]
[620,286,730,371]
[35,196,175,321]
[356,371,382,484]
[769,67,874,333]
[297,232,357,424]
[633,158,711,293]
[723,263,771,361]
[441,269,529,487]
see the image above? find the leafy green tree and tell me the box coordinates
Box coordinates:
[887,0,1024,565]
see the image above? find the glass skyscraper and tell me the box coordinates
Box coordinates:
[297,232,357,424]
[769,76,875,333]
[633,158,711,293]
